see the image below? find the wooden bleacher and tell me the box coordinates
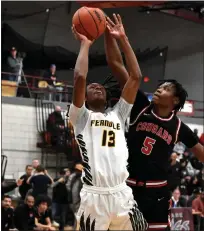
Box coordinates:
[1,80,17,97]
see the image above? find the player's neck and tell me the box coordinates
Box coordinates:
[153,106,173,118]
[89,105,105,113]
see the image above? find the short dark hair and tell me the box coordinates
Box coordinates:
[158,79,188,112]
[35,195,50,207]
[2,195,12,201]
[36,165,45,173]
[26,165,32,170]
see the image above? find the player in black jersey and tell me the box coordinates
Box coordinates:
[105,15,204,231]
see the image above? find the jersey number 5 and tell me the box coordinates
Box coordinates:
[102,130,115,147]
[141,137,156,155]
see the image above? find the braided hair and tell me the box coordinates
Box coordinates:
[158,79,188,112]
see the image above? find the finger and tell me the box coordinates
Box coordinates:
[113,13,119,25]
[72,25,77,34]
[117,14,122,24]
[106,24,113,33]
[106,21,113,30]
[106,17,115,27]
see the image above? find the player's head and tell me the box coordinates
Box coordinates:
[86,83,107,109]
[152,80,188,112]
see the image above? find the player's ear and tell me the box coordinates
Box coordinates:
[173,96,179,106]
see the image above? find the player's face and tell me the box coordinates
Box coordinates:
[152,83,179,109]
[86,83,107,104]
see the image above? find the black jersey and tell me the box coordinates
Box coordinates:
[127,93,199,182]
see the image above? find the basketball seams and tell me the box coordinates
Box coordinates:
[102,10,107,34]
[84,7,99,39]
[77,8,94,40]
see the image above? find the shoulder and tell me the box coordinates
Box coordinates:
[44,210,49,217]
[20,174,26,179]
[8,207,14,213]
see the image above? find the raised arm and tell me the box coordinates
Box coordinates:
[107,14,142,104]
[72,26,93,108]
[104,27,129,89]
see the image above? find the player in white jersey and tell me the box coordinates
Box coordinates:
[69,14,148,230]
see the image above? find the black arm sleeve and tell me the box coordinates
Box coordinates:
[178,122,199,148]
[130,90,150,123]
[2,182,17,194]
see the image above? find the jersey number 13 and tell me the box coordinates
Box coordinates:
[102,130,115,147]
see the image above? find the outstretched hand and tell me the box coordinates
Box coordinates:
[106,14,126,39]
[72,25,94,45]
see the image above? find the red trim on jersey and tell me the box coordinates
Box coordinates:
[151,109,174,121]
[126,178,167,188]
[174,118,181,144]
[146,181,167,188]
[148,223,168,230]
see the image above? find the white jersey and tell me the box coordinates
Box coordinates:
[69,97,133,187]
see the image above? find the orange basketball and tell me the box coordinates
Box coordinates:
[72,7,106,40]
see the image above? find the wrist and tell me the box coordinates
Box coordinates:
[81,40,92,47]
[118,34,128,43]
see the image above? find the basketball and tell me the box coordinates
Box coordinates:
[72,7,106,40]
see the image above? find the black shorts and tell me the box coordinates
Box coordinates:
[132,185,170,230]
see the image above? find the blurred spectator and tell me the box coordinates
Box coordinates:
[34,196,56,231]
[197,167,204,190]
[43,64,57,88]
[67,163,83,229]
[192,190,204,230]
[170,188,187,207]
[6,47,21,82]
[1,195,15,231]
[173,141,186,159]
[52,169,70,230]
[19,165,33,200]
[47,106,65,147]
[186,175,201,196]
[43,64,63,101]
[187,188,202,207]
[168,152,181,191]
[14,195,35,231]
[190,155,203,171]
[32,159,40,174]
[27,165,53,198]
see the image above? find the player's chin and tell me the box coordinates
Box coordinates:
[93,94,105,101]
[152,96,160,104]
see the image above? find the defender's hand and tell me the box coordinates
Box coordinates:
[106,14,126,39]
[72,25,94,45]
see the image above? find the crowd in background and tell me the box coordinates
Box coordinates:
[2,132,204,230]
[2,158,83,231]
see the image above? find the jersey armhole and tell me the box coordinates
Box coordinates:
[74,111,91,136]
[129,105,149,126]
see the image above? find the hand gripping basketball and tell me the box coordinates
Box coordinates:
[106,14,126,39]
[72,25,94,45]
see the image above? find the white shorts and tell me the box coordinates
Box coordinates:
[76,182,148,230]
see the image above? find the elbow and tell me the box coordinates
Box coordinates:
[74,70,86,82]
[131,72,142,82]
